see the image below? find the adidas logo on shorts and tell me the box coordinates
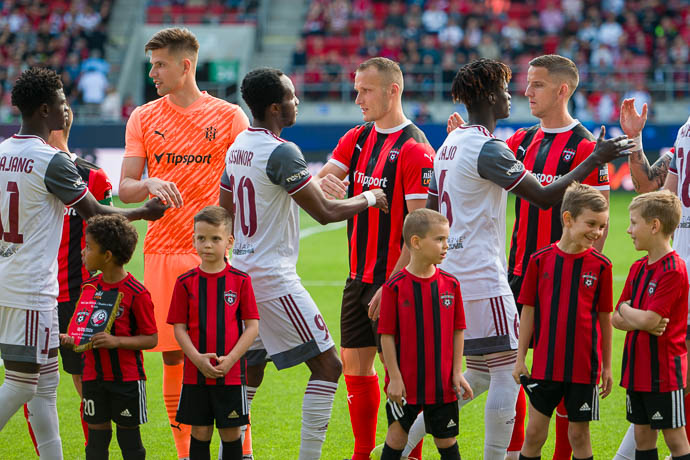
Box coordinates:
[120,409,132,417]
[228,410,239,419]
[446,419,457,428]
[579,403,591,411]
[652,411,663,420]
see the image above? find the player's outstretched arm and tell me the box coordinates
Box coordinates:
[512,126,635,209]
[73,192,169,222]
[292,181,388,225]
[119,156,184,207]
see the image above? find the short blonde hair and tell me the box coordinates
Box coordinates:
[145,27,199,58]
[560,182,608,225]
[629,190,682,236]
[357,57,404,91]
[529,54,579,96]
[402,208,448,248]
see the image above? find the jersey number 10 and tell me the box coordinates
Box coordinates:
[0,181,23,243]
[228,174,257,237]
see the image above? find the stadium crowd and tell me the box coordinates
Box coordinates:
[295,0,690,121]
[0,0,113,121]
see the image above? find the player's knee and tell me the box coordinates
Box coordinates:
[567,422,590,447]
[524,423,548,448]
[308,348,342,382]
[191,425,214,442]
[662,427,690,453]
[161,350,184,366]
[36,370,59,397]
[246,363,266,387]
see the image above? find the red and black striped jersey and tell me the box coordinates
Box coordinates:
[57,156,112,303]
[329,121,435,285]
[167,263,259,386]
[518,243,613,384]
[82,273,157,382]
[619,251,689,392]
[506,122,610,278]
[378,267,465,405]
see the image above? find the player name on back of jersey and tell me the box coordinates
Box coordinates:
[0,155,34,173]
[227,148,253,167]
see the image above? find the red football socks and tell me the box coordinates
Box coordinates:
[345,374,380,460]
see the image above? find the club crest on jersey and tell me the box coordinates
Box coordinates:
[91,309,108,327]
[224,290,237,306]
[562,148,576,162]
[440,292,454,308]
[648,281,657,296]
[116,304,125,319]
[388,149,400,162]
[205,126,217,141]
[75,309,90,324]
[582,272,597,288]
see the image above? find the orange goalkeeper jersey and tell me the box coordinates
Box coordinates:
[124,92,249,254]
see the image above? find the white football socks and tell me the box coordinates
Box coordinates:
[0,369,39,429]
[299,380,337,460]
[26,357,62,459]
[613,423,636,460]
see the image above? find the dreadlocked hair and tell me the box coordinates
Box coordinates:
[11,67,63,117]
[451,59,511,109]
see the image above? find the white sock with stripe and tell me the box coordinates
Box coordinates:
[484,352,519,460]
[26,357,62,459]
[240,386,258,446]
[299,380,337,460]
[0,369,39,429]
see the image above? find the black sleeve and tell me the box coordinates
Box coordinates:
[44,151,88,205]
[477,139,527,190]
[266,142,312,194]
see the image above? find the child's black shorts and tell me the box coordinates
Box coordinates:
[82,379,147,426]
[385,398,459,438]
[176,384,249,428]
[521,377,599,422]
[626,388,686,429]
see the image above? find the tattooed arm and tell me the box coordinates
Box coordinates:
[619,98,671,193]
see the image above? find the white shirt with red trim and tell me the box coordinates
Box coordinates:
[429,125,527,300]
[221,127,311,302]
[0,135,87,310]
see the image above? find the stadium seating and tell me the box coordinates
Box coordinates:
[294,0,690,120]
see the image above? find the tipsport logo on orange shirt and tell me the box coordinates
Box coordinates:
[152,152,212,165]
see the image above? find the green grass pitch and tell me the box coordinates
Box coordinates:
[0,192,672,458]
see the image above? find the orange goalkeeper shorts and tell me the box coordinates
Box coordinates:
[144,253,201,352]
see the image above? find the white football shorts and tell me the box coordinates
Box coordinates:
[247,284,335,370]
[0,305,59,364]
[463,294,519,356]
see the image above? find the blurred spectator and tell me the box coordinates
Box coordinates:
[122,95,136,120]
[421,0,447,34]
[598,12,623,48]
[413,102,432,124]
[438,17,463,48]
[78,67,108,105]
[623,82,652,115]
[539,2,564,35]
[101,85,122,121]
[291,38,307,70]
[385,1,406,30]
[81,49,109,75]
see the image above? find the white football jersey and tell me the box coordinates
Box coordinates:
[221,127,312,303]
[669,116,690,262]
[429,125,527,300]
[0,135,87,310]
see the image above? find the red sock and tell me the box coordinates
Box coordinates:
[552,400,572,460]
[409,439,423,459]
[345,374,380,460]
[24,404,40,456]
[80,400,89,445]
[508,386,526,451]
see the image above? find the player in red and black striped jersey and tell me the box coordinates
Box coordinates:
[612,191,690,460]
[378,209,471,460]
[513,184,613,460]
[167,206,259,460]
[61,214,157,460]
[498,55,644,460]
[316,57,435,460]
